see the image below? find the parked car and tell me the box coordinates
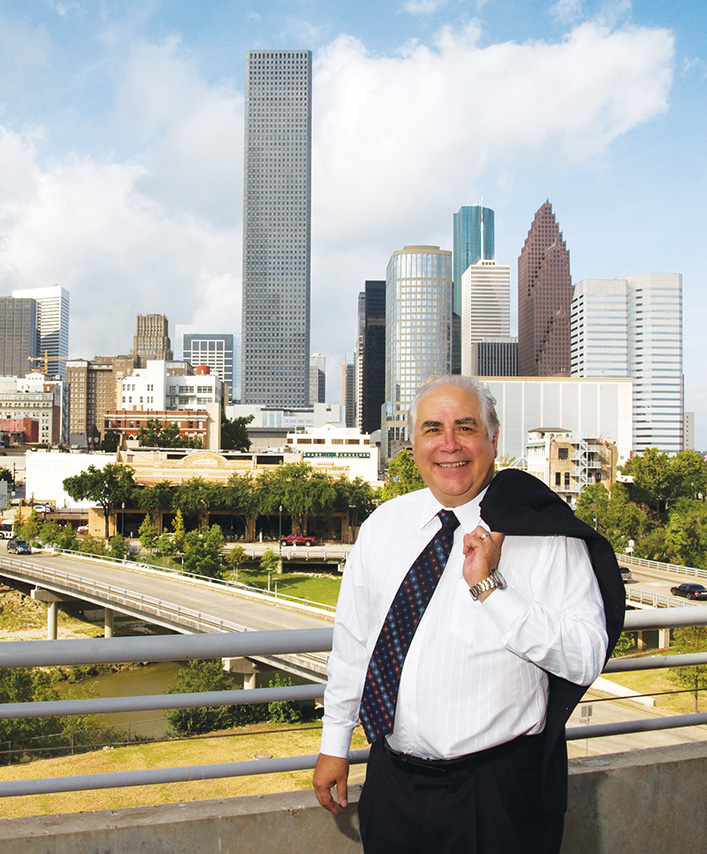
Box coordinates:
[670,582,707,601]
[7,539,31,555]
[280,534,316,547]
[619,566,632,583]
[32,503,53,513]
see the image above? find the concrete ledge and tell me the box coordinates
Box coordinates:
[0,742,706,853]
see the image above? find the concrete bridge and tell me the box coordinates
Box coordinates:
[0,550,334,682]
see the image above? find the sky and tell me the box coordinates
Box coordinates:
[0,0,704,447]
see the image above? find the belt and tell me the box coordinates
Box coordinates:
[382,734,541,775]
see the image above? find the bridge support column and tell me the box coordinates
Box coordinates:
[659,627,671,649]
[637,630,647,651]
[222,657,261,689]
[30,588,67,641]
[104,608,115,639]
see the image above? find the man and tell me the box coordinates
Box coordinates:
[313,376,622,853]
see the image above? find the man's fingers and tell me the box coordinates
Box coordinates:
[313,753,350,814]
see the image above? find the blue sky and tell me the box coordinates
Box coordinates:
[0,1,704,447]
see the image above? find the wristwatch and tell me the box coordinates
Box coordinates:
[468,569,507,601]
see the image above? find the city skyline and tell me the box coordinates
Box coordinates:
[0,2,703,445]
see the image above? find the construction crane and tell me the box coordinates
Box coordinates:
[27,352,71,375]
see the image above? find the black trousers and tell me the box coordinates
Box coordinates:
[358,737,564,854]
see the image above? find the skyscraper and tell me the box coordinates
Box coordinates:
[383,246,453,459]
[571,274,683,454]
[309,353,326,405]
[175,324,237,402]
[342,352,355,428]
[131,314,173,364]
[356,280,386,434]
[11,285,70,379]
[241,50,312,407]
[460,259,512,376]
[517,201,572,376]
[0,296,37,377]
[452,205,495,373]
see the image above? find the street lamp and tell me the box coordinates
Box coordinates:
[278,504,283,574]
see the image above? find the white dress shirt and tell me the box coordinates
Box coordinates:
[320,485,608,760]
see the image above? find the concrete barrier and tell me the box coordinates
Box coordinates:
[0,741,705,853]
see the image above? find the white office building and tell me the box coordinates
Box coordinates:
[118,360,224,412]
[571,274,683,454]
[483,376,634,466]
[460,259,512,375]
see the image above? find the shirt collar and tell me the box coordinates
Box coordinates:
[416,484,491,533]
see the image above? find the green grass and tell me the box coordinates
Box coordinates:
[228,570,342,607]
[0,723,369,818]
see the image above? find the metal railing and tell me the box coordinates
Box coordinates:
[0,607,706,798]
[617,552,707,581]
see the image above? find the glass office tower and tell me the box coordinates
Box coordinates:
[383,245,453,460]
[241,50,312,406]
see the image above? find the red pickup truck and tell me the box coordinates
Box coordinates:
[280,534,316,547]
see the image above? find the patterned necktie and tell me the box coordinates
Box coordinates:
[359,509,460,742]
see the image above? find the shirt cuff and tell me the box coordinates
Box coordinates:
[480,582,529,633]
[320,722,356,758]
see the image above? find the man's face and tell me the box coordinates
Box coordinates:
[411,384,498,507]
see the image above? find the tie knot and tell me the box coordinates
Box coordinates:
[438,509,460,532]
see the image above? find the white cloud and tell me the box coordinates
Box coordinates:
[0,17,675,395]
[550,0,584,25]
[309,20,674,359]
[402,0,448,15]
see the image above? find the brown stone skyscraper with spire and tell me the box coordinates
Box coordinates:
[517,201,572,376]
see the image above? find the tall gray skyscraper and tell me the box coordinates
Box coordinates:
[241,50,312,406]
[11,285,70,379]
[0,296,38,377]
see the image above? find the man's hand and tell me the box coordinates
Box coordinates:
[462,525,504,600]
[313,753,350,814]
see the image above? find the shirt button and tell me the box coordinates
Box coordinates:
[413,743,420,750]
[405,702,412,709]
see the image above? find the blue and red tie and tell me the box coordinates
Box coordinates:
[360,509,460,742]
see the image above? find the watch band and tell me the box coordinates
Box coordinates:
[468,569,507,601]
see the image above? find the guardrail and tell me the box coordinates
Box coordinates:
[617,552,707,581]
[0,608,706,798]
[0,551,337,619]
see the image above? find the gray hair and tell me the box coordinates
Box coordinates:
[408,375,500,441]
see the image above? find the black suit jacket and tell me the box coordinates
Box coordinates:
[479,469,626,813]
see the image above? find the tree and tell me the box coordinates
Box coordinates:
[107,534,130,560]
[138,419,184,448]
[171,509,186,555]
[381,449,425,501]
[575,482,647,554]
[182,524,225,579]
[18,509,42,543]
[0,467,13,484]
[165,659,267,736]
[267,673,304,723]
[334,475,377,538]
[222,472,256,539]
[138,515,159,554]
[224,544,248,580]
[101,432,121,453]
[63,464,136,540]
[256,462,335,534]
[172,477,218,527]
[669,626,707,712]
[133,480,174,525]
[260,547,281,591]
[221,413,254,452]
[662,500,707,569]
[620,449,707,521]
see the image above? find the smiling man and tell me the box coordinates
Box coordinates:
[313,375,622,854]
